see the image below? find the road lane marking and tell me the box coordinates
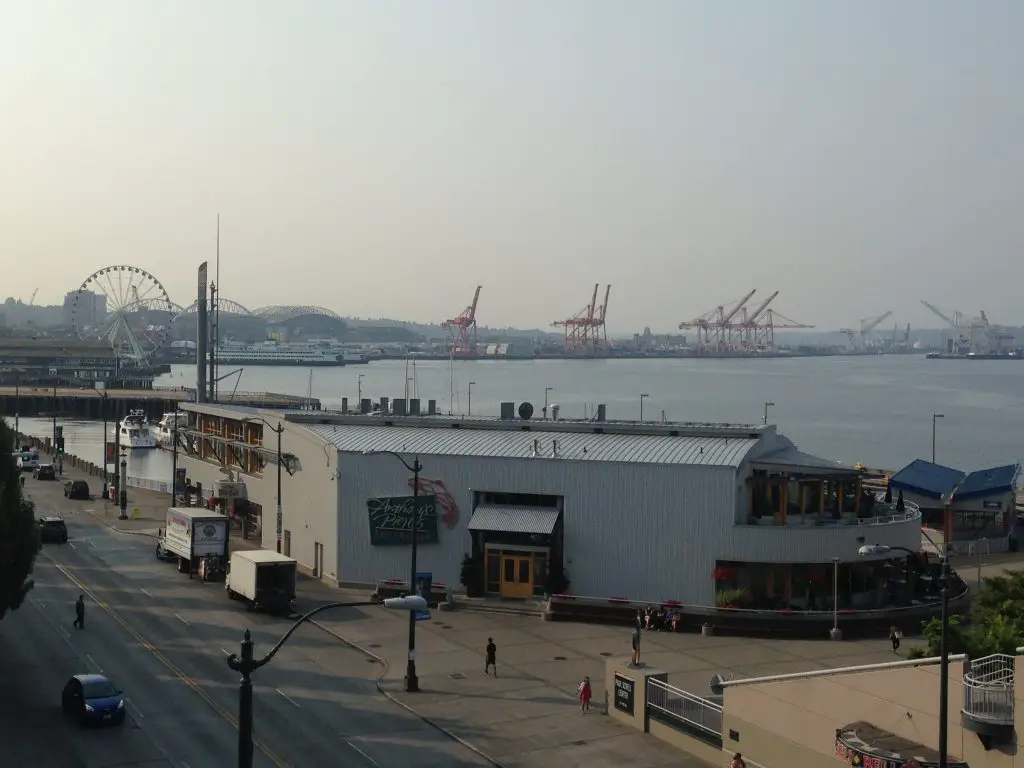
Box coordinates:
[68,542,76,549]
[174,613,189,626]
[87,540,97,547]
[221,648,232,656]
[345,741,380,766]
[85,653,102,672]
[275,688,300,708]
[61,627,71,639]
[46,557,287,768]
[125,697,144,718]
[140,588,152,597]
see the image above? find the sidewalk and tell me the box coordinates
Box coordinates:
[296,577,920,768]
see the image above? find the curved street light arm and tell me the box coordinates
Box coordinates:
[227,601,376,674]
[365,449,420,473]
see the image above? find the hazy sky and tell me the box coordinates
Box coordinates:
[2,1,1021,333]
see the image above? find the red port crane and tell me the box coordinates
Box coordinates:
[553,284,611,355]
[442,286,482,356]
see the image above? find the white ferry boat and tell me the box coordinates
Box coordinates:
[215,341,345,367]
[154,412,188,445]
[119,412,158,449]
[306,339,370,365]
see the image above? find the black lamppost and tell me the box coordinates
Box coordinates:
[363,450,424,693]
[226,596,425,768]
[170,422,179,505]
[14,375,20,437]
[242,418,284,553]
[859,539,952,767]
[119,453,128,520]
[932,413,945,464]
[96,385,108,493]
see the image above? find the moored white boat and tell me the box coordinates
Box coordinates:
[154,412,187,445]
[119,412,157,449]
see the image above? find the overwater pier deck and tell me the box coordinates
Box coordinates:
[0,386,319,420]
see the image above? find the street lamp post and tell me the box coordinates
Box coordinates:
[544,387,553,419]
[170,424,179,505]
[830,556,841,641]
[241,418,285,553]
[932,413,945,464]
[357,374,365,405]
[96,385,108,492]
[764,401,775,425]
[640,393,649,421]
[14,376,19,437]
[467,381,476,416]
[119,454,128,520]
[227,596,426,768]
[363,450,424,693]
[858,539,951,767]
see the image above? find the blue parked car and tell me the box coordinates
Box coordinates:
[61,674,126,726]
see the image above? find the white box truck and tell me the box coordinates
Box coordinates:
[225,550,298,614]
[160,507,230,575]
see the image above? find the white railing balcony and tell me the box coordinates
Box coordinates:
[725,507,921,563]
[963,654,1015,728]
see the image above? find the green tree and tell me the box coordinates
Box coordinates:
[912,571,1024,658]
[0,418,40,619]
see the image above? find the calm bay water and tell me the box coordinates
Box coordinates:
[14,356,1024,483]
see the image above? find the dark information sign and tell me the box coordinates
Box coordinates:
[367,495,438,546]
[614,673,635,716]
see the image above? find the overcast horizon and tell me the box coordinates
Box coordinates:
[2,2,1021,334]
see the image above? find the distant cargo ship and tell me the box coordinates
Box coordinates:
[926,351,1023,360]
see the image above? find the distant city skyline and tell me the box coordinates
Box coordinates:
[2,2,1021,332]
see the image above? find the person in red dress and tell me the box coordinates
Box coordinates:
[577,676,593,713]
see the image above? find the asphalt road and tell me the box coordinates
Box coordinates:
[6,474,490,768]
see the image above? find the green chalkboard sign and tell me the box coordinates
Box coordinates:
[367,495,438,546]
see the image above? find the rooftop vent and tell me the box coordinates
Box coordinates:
[596,404,607,422]
[379,397,389,414]
[427,399,437,416]
[393,398,407,416]
[409,398,421,416]
[551,404,560,421]
[519,402,534,420]
[341,397,349,413]
[360,398,372,415]
[500,402,516,420]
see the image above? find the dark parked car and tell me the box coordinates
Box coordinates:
[38,517,69,544]
[64,480,90,500]
[33,464,56,480]
[61,674,125,726]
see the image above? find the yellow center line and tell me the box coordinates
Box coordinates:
[46,555,288,768]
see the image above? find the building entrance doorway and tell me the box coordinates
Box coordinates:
[500,555,534,599]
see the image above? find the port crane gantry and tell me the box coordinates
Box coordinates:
[840,311,893,349]
[554,284,610,355]
[920,300,1011,355]
[442,286,482,357]
[680,289,813,353]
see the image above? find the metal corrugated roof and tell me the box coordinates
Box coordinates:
[468,505,560,534]
[890,459,965,499]
[303,423,759,467]
[955,464,1021,500]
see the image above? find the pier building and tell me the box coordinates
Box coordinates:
[175,400,925,613]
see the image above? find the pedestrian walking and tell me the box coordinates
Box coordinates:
[73,595,85,629]
[730,753,746,768]
[485,637,497,676]
[577,676,593,713]
[889,624,902,652]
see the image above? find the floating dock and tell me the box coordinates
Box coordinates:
[0,387,320,421]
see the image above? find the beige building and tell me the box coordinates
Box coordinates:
[607,648,1019,767]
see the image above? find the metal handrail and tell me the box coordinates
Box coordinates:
[646,678,723,738]
[963,655,1015,725]
[741,504,921,528]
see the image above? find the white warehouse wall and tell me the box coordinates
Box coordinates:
[337,451,738,605]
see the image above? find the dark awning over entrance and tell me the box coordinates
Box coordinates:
[468,505,559,535]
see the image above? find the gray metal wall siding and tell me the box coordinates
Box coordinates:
[336,452,737,605]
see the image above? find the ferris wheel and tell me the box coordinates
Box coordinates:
[72,265,175,366]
